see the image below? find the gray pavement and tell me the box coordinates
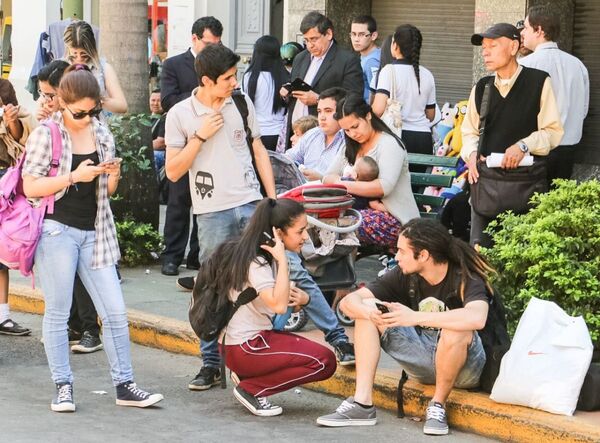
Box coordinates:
[0,312,493,443]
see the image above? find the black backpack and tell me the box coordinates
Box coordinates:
[477,288,511,393]
[188,241,260,388]
[395,271,510,417]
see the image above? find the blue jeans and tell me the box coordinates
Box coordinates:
[35,220,133,385]
[381,327,486,389]
[195,202,258,368]
[272,252,348,347]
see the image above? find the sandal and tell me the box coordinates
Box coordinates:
[0,319,32,336]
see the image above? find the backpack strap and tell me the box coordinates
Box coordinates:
[219,286,260,389]
[231,90,266,196]
[396,370,409,418]
[41,120,63,215]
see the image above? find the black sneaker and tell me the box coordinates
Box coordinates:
[176,276,195,292]
[116,381,164,408]
[334,342,356,366]
[68,329,82,345]
[51,382,75,412]
[233,386,282,417]
[71,331,103,354]
[0,319,31,336]
[188,366,221,391]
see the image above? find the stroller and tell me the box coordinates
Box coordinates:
[269,152,362,331]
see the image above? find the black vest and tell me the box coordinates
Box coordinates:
[475,67,548,156]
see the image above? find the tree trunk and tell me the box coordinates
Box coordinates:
[100,0,159,229]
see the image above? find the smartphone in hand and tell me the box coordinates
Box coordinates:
[98,157,123,168]
[375,302,389,314]
[262,231,276,247]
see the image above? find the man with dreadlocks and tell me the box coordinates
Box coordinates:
[317,219,494,436]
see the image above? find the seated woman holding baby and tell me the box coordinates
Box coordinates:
[323,94,419,247]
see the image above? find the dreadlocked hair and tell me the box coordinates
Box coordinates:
[393,24,422,94]
[399,219,496,301]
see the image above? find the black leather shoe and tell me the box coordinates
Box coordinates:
[161,262,179,276]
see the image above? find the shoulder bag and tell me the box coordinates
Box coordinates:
[380,66,403,138]
[470,80,548,219]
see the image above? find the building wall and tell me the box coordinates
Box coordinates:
[9,0,61,112]
[472,0,527,82]
[283,0,326,44]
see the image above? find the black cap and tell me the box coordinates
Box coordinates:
[471,23,521,46]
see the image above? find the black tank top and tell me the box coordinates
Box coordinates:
[46,152,99,231]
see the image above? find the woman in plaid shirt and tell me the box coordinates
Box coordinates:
[22,65,163,413]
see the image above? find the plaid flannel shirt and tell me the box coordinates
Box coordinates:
[23,113,121,269]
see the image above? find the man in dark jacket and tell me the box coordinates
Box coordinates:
[159,16,222,276]
[282,11,363,150]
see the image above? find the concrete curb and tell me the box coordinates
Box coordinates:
[9,284,600,443]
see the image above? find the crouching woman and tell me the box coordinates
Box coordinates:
[197,198,337,417]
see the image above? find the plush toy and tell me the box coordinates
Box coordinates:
[442,100,469,157]
[432,103,456,154]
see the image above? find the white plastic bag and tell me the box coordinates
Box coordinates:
[490,297,593,415]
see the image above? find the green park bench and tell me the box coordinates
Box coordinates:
[408,153,460,219]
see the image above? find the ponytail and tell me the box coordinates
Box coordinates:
[393,24,423,94]
[196,198,305,297]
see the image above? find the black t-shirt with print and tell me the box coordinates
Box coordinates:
[367,265,489,313]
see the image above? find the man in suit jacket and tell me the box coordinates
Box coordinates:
[283,11,363,150]
[159,16,223,276]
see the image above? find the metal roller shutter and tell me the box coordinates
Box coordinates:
[371,0,475,106]
[573,0,600,164]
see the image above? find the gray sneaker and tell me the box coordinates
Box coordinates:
[316,397,376,427]
[423,400,449,435]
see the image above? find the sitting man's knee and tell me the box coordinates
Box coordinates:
[438,329,473,349]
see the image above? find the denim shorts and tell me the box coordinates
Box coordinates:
[380,326,486,389]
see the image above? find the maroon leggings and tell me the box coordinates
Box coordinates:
[223,330,336,397]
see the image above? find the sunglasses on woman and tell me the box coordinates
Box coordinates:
[67,105,102,120]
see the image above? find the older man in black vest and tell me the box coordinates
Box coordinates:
[460,23,563,248]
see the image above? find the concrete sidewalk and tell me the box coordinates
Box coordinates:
[8,262,600,442]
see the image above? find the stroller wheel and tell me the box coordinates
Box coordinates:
[335,300,355,327]
[284,309,309,332]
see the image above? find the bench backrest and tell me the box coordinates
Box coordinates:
[407,153,459,219]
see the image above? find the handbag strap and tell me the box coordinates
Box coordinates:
[389,65,397,101]
[41,120,63,214]
[476,79,493,158]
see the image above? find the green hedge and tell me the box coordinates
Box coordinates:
[482,179,600,345]
[115,218,163,267]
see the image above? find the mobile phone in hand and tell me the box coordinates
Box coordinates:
[262,231,276,247]
[98,157,123,167]
[375,302,389,314]
[282,82,292,92]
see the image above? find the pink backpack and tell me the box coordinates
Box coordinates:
[0,121,62,278]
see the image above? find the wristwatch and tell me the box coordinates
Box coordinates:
[517,140,529,154]
[191,132,207,144]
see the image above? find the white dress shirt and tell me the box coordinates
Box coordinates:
[519,42,589,145]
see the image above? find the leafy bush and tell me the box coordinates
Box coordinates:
[482,179,600,345]
[115,218,163,267]
[108,113,153,174]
